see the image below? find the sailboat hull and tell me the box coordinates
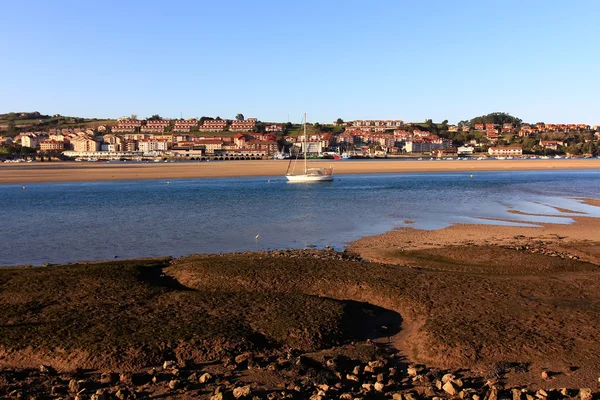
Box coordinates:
[286,174,334,182]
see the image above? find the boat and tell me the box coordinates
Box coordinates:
[286,113,334,182]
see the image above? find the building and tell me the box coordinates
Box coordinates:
[71,137,99,152]
[457,146,474,156]
[21,135,41,148]
[196,139,223,154]
[142,120,170,133]
[265,124,283,132]
[173,119,198,132]
[539,140,564,151]
[39,140,64,151]
[112,119,142,133]
[230,119,256,132]
[474,124,484,131]
[488,146,523,157]
[199,119,228,132]
[137,139,169,153]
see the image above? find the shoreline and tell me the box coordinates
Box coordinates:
[0,159,599,183]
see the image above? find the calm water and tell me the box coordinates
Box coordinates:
[1,170,600,266]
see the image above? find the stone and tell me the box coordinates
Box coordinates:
[361,383,373,392]
[442,373,456,383]
[407,366,418,377]
[374,382,385,392]
[69,379,86,393]
[120,372,133,385]
[579,388,592,400]
[352,365,361,375]
[169,379,181,390]
[200,372,215,383]
[392,394,403,400]
[100,373,115,384]
[163,360,176,369]
[235,352,252,364]
[541,371,549,380]
[368,360,386,369]
[364,365,375,373]
[39,365,57,375]
[512,388,522,400]
[346,374,359,382]
[377,373,385,383]
[443,381,458,396]
[115,388,130,400]
[233,385,252,398]
[536,389,548,399]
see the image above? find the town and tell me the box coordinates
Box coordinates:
[0,112,599,162]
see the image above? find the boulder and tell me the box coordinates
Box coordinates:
[407,366,418,377]
[374,382,385,392]
[169,379,181,390]
[120,372,133,385]
[233,385,252,399]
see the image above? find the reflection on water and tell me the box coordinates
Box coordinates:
[1,170,599,266]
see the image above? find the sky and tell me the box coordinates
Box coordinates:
[1,0,599,124]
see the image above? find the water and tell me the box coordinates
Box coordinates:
[1,170,599,266]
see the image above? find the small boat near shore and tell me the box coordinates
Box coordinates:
[286,113,334,182]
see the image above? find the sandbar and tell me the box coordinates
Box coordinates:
[1,159,599,183]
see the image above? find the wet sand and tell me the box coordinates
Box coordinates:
[1,159,599,183]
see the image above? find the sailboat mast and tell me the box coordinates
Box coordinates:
[304,112,307,174]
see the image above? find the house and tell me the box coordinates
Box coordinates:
[457,146,474,156]
[173,119,198,132]
[448,125,458,132]
[265,124,283,132]
[539,140,564,151]
[502,123,514,133]
[142,120,170,133]
[230,119,256,132]
[486,130,499,140]
[536,123,546,131]
[112,119,142,133]
[199,119,228,132]
[474,124,484,131]
[461,126,471,132]
[488,146,523,157]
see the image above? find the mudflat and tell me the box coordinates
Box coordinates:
[1,159,600,183]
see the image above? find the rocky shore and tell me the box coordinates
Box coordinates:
[2,233,600,398]
[2,341,596,400]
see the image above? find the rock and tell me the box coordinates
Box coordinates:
[560,388,569,397]
[443,381,458,396]
[404,393,417,400]
[579,388,592,400]
[368,360,386,369]
[169,379,181,390]
[442,373,456,383]
[69,379,86,393]
[487,388,499,400]
[235,352,252,364]
[435,380,443,390]
[352,365,361,375]
[233,385,252,399]
[120,372,133,385]
[512,388,522,400]
[536,389,548,399]
[407,366,418,377]
[364,365,375,373]
[200,372,215,383]
[340,394,354,400]
[115,388,131,400]
[473,395,481,400]
[374,382,385,392]
[392,394,403,400]
[100,373,115,384]
[541,371,549,380]
[425,386,437,397]
[361,383,373,392]
[377,373,385,383]
[39,364,57,375]
[163,360,176,369]
[346,374,359,382]
[318,384,329,392]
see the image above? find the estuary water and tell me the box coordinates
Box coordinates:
[1,170,600,266]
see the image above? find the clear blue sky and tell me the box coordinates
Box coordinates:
[2,0,599,124]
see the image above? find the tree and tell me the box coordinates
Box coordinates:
[148,114,162,120]
[336,118,344,125]
[236,113,244,121]
[131,114,137,120]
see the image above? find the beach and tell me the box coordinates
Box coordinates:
[1,158,599,183]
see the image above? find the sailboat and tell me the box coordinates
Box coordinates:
[286,113,334,182]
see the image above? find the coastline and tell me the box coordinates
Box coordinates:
[1,158,599,183]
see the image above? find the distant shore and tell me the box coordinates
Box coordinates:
[1,159,600,184]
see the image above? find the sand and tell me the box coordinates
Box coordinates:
[349,199,600,266]
[0,159,599,183]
